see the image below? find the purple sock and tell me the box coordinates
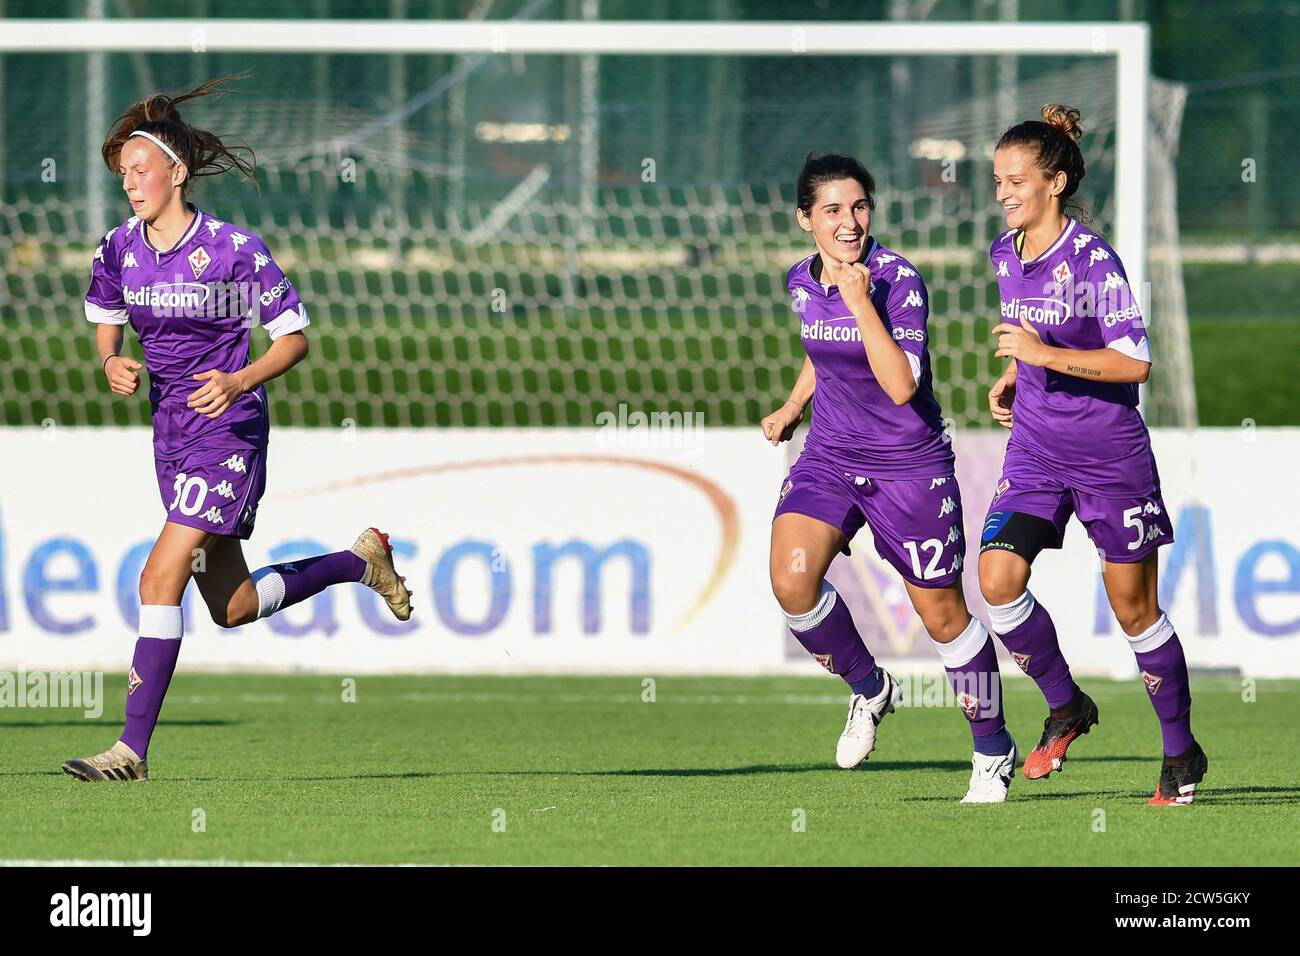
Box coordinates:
[784,582,877,687]
[119,605,184,760]
[933,618,1011,754]
[252,550,366,618]
[987,591,1077,709]
[1130,614,1195,756]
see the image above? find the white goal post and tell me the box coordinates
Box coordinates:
[1,18,1149,305]
[3,18,1186,431]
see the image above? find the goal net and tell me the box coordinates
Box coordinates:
[0,20,1194,430]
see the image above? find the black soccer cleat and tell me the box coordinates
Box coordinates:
[1021,688,1099,779]
[1148,740,1208,806]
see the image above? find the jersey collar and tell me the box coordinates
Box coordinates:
[142,204,204,259]
[1014,217,1077,268]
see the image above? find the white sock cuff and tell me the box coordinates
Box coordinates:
[251,568,287,620]
[985,590,1035,634]
[784,581,837,632]
[931,616,990,668]
[138,604,183,640]
[1127,611,1176,653]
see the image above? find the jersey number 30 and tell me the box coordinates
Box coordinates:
[168,473,210,516]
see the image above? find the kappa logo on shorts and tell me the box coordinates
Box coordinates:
[1141,671,1164,695]
[1012,652,1032,674]
[188,246,212,280]
[127,667,143,696]
[201,506,224,525]
[945,524,961,545]
[1143,500,1163,516]
[779,478,794,502]
[813,653,834,673]
[937,496,956,518]
[994,478,1011,499]
[221,454,247,474]
[956,691,981,720]
[213,479,236,500]
[930,477,949,489]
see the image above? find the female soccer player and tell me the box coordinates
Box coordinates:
[981,105,1206,805]
[64,76,413,782]
[763,153,1017,803]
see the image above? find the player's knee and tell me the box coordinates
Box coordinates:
[978,569,1024,608]
[919,606,967,643]
[770,567,819,616]
[1112,601,1159,637]
[137,563,179,605]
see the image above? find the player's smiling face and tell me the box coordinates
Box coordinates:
[797,178,871,266]
[994,146,1068,232]
[118,139,185,222]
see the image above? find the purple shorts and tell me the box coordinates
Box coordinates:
[986,446,1174,563]
[154,442,267,539]
[774,453,966,588]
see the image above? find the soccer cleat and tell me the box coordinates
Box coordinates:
[1148,741,1208,806]
[961,741,1018,804]
[351,527,413,621]
[1022,688,1099,779]
[62,741,148,782]
[835,670,903,769]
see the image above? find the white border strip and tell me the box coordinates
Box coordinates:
[0,20,1146,56]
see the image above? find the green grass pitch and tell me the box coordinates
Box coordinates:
[1,674,1295,866]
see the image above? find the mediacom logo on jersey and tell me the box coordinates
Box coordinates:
[121,279,259,318]
[1000,296,1069,326]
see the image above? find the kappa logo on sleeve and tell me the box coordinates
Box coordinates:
[997,259,1009,277]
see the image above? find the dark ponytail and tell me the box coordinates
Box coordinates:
[102,72,256,191]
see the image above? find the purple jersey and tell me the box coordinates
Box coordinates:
[789,239,954,480]
[84,205,309,458]
[990,219,1155,497]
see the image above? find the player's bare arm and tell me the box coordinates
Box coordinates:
[187,329,309,419]
[992,316,1150,383]
[988,358,1017,428]
[97,322,143,397]
[762,355,814,445]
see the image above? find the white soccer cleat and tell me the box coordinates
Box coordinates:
[835,670,903,769]
[62,741,148,782]
[350,527,413,621]
[961,742,1018,804]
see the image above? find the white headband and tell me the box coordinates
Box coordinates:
[128,129,183,167]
